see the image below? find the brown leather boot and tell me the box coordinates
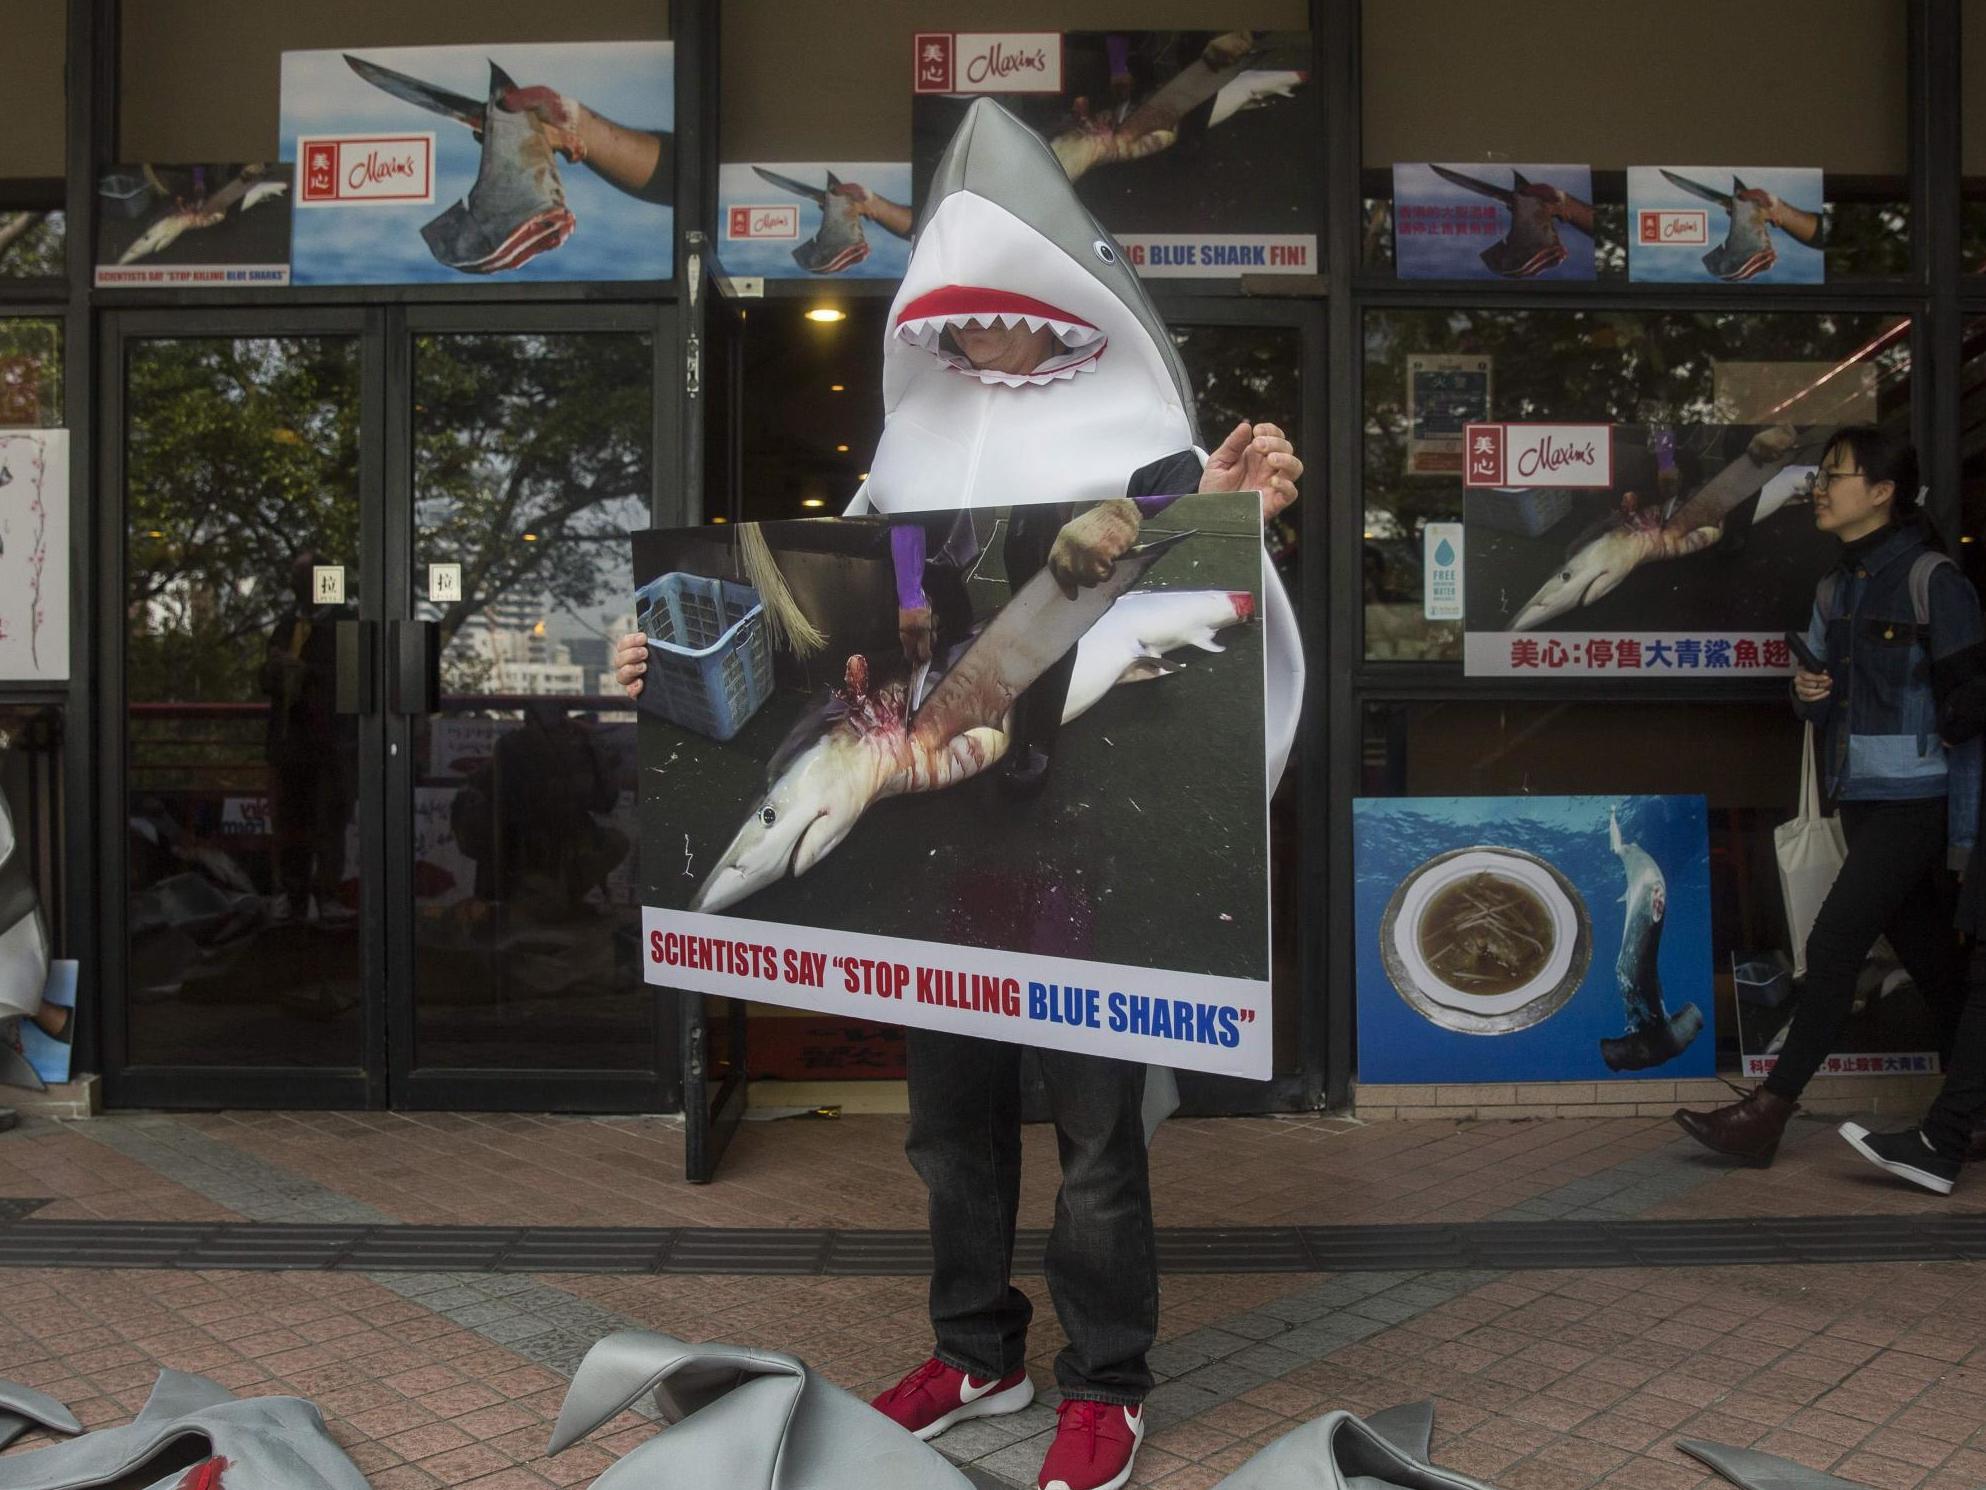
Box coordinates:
[1673,1087,1797,1167]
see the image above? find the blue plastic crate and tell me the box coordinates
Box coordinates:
[634,572,773,741]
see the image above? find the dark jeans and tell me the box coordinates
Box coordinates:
[1923,940,1986,1159]
[904,1027,1158,1404]
[1767,797,1965,1101]
[1003,504,1078,759]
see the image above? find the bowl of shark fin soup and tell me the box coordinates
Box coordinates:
[1379,846,1591,1035]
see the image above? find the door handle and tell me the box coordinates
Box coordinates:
[334,620,376,715]
[390,618,440,716]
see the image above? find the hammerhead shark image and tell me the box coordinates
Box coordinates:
[1660,169,1798,282]
[115,165,287,266]
[750,167,871,274]
[1508,426,1803,631]
[346,54,573,274]
[1427,165,1583,278]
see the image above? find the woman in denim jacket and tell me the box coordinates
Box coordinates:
[1676,426,1979,1166]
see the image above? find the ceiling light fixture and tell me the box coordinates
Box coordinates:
[805,307,845,324]
[801,498,826,509]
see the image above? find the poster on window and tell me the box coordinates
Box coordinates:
[1355,795,1714,1084]
[1406,354,1493,476]
[0,430,67,683]
[1461,422,1836,678]
[634,494,1273,1077]
[1627,167,1825,285]
[1733,951,1941,1082]
[911,32,1318,280]
[94,165,293,287]
[718,163,913,281]
[1391,164,1595,281]
[280,42,673,285]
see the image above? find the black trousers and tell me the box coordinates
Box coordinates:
[1923,941,1986,1158]
[1003,504,1077,759]
[1766,797,1965,1101]
[905,1027,1158,1404]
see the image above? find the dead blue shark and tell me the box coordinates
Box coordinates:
[1600,806,1703,1072]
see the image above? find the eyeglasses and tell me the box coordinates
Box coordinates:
[1812,467,1865,492]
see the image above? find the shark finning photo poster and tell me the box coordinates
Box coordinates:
[280,42,673,285]
[0,430,67,684]
[94,164,293,287]
[1354,795,1714,1084]
[1461,422,1835,678]
[1392,164,1595,281]
[717,163,913,281]
[633,493,1274,1078]
[911,31,1319,281]
[1628,166,1825,285]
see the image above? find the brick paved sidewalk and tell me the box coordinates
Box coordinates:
[0,1108,1979,1489]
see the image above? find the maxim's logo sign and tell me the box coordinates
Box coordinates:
[914,32,1063,94]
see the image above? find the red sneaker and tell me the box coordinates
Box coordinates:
[869,1356,1033,1441]
[1038,1399,1144,1490]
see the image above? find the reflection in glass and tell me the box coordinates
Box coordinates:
[0,212,64,279]
[0,320,61,427]
[124,337,363,1067]
[411,331,654,1073]
[1962,318,1986,593]
[1363,309,1914,661]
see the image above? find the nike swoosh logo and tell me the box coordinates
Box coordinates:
[959,1375,1002,1403]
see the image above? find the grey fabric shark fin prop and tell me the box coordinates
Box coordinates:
[0,1378,82,1451]
[0,1369,368,1489]
[545,1331,981,1489]
[1210,1400,1497,1489]
[1677,1439,1873,1490]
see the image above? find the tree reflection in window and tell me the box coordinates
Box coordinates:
[1362,309,1913,661]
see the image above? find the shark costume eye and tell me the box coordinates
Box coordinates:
[761,807,777,826]
[1092,239,1118,265]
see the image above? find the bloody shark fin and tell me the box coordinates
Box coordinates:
[420,62,575,274]
[906,529,1190,748]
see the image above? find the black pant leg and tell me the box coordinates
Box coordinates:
[1767,799,1950,1100]
[1879,855,1966,1063]
[904,1028,1031,1378]
[1035,1048,1157,1404]
[1922,940,1986,1159]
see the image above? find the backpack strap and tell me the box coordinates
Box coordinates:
[1908,550,1956,629]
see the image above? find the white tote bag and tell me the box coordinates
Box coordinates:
[1775,724,1848,978]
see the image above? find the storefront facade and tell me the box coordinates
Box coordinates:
[2,1,1984,1172]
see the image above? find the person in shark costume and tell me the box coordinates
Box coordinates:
[853,98,1301,1490]
[614,98,1302,1490]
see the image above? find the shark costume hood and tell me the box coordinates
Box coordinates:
[847,98,1304,786]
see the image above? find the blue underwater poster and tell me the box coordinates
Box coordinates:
[281,42,673,285]
[1627,166,1824,285]
[1392,163,1595,281]
[1353,795,1713,1083]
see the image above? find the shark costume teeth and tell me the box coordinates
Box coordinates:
[894,287,1106,387]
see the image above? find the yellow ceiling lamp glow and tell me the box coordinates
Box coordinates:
[801,498,826,509]
[804,307,846,324]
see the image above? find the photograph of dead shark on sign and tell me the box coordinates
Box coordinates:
[94,164,293,287]
[1463,423,1839,677]
[632,494,1270,1068]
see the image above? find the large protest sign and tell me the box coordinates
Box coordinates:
[912,32,1318,281]
[635,493,1273,1077]
[1462,423,1836,678]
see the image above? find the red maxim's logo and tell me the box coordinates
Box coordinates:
[1515,436,1599,479]
[347,149,419,192]
[914,32,953,91]
[303,144,337,200]
[965,42,1050,85]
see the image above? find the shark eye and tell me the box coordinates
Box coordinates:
[760,807,777,826]
[1560,570,1572,580]
[1092,239,1118,265]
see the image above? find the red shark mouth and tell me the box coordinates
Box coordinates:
[1227,591,1257,623]
[895,286,1106,386]
[178,1457,229,1490]
[456,206,576,275]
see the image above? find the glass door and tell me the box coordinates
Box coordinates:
[386,306,675,1110]
[107,309,381,1107]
